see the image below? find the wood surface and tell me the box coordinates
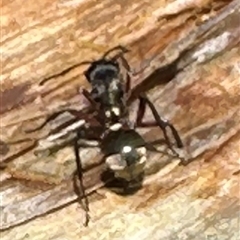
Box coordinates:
[1,0,240,239]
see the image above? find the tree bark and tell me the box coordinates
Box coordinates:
[1,0,239,239]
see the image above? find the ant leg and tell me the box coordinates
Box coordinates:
[136,94,183,149]
[145,139,185,159]
[103,45,131,72]
[143,94,183,148]
[145,143,166,155]
[113,54,131,72]
[73,132,90,227]
[125,73,131,96]
[24,109,83,133]
[6,138,36,144]
[81,88,99,108]
[135,95,147,127]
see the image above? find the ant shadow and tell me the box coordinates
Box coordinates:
[100,169,144,196]
[130,46,192,101]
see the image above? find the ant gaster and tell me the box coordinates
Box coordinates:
[72,122,171,226]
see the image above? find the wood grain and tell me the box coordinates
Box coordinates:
[1,0,240,239]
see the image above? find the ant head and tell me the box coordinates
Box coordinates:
[84,59,120,83]
[83,45,130,83]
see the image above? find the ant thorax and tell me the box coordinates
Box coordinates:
[84,58,129,125]
[93,78,126,124]
[105,76,128,124]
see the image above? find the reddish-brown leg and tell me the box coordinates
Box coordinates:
[73,132,90,227]
[118,54,131,72]
[24,109,83,133]
[25,88,100,134]
[81,88,99,109]
[125,74,131,94]
[135,94,183,149]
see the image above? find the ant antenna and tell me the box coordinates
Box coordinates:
[102,45,131,72]
[101,45,130,59]
[39,46,130,86]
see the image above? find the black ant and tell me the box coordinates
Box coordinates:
[28,45,183,150]
[24,45,184,226]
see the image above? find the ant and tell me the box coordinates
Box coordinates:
[28,45,183,150]
[24,45,184,226]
